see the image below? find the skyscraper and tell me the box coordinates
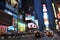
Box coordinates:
[46,0,56,30]
[34,0,56,32]
[22,0,56,32]
[34,0,44,32]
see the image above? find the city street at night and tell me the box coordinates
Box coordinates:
[0,0,60,40]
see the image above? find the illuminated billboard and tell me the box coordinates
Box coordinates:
[11,0,18,7]
[43,4,49,30]
[7,25,18,31]
[25,14,35,21]
[18,14,23,20]
[34,19,39,29]
[13,15,18,27]
[52,3,57,17]
[8,26,14,31]
[43,4,47,12]
[18,22,26,32]
[43,12,49,25]
[43,4,49,25]
[0,25,7,33]
[28,23,37,28]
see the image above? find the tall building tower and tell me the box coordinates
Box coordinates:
[34,0,44,32]
[34,0,56,32]
[46,0,56,30]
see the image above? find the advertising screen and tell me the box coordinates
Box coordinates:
[31,16,35,21]
[18,22,26,32]
[34,19,39,29]
[57,13,60,18]
[28,23,37,28]
[52,3,57,17]
[4,10,13,16]
[0,25,7,33]
[8,26,14,31]
[25,14,32,20]
[43,4,49,30]
[13,16,18,27]
[25,14,35,21]
[43,4,49,25]
[18,14,23,20]
[43,4,47,12]
[12,14,18,31]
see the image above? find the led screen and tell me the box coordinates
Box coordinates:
[13,14,18,29]
[43,12,48,18]
[8,26,14,30]
[43,4,49,25]
[18,14,23,20]
[0,25,7,33]
[25,14,32,20]
[18,22,26,32]
[52,3,57,17]
[25,14,35,21]
[43,4,49,30]
[4,10,13,16]
[28,23,37,28]
[43,4,47,12]
[34,19,39,29]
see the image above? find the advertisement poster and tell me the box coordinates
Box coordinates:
[28,23,37,28]
[0,25,7,33]
[8,26,14,31]
[25,14,35,21]
[18,22,26,32]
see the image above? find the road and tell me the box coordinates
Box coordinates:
[0,34,60,40]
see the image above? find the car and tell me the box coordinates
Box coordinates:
[35,32,41,38]
[46,30,54,37]
[34,31,44,38]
